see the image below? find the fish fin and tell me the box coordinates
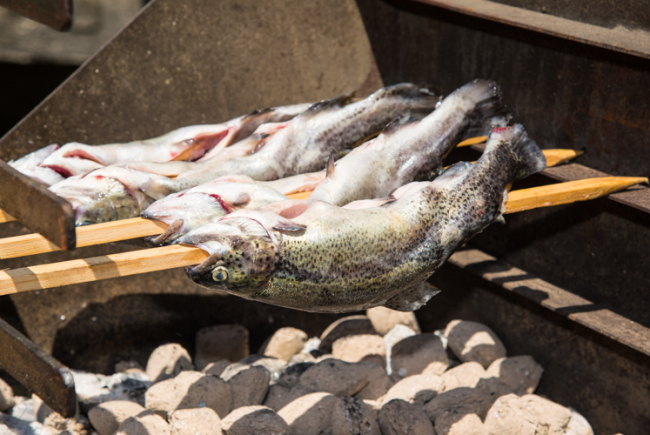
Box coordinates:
[243,107,273,119]
[433,161,474,185]
[459,79,512,139]
[301,91,356,117]
[146,219,184,246]
[381,115,421,135]
[325,154,336,179]
[488,124,547,179]
[272,222,307,232]
[384,281,441,312]
[232,193,251,206]
[375,83,441,115]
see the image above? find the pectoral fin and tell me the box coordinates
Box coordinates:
[384,281,441,312]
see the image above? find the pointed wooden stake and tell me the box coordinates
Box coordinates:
[0,176,645,295]
[505,177,648,214]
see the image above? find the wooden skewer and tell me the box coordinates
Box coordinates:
[456,136,487,147]
[0,210,15,224]
[505,176,648,214]
[0,148,586,260]
[0,176,646,296]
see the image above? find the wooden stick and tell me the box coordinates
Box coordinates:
[456,136,487,147]
[0,210,15,224]
[0,218,167,260]
[505,176,648,213]
[0,176,645,295]
[0,149,590,260]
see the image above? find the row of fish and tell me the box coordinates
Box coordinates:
[9,79,547,313]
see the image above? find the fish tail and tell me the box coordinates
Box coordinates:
[487,124,547,180]
[459,79,511,138]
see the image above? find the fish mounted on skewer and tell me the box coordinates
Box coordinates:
[181,124,547,313]
[11,102,313,185]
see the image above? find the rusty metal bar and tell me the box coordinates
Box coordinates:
[414,0,650,60]
[0,318,76,417]
[448,247,650,357]
[0,160,76,250]
[0,0,73,31]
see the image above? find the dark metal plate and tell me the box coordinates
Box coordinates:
[0,0,72,31]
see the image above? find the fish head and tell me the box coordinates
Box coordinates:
[51,175,145,226]
[180,219,282,293]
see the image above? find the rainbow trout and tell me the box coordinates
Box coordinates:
[145,84,441,196]
[37,103,312,178]
[181,124,546,313]
[308,79,508,206]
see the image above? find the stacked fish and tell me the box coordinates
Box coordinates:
[10,80,546,313]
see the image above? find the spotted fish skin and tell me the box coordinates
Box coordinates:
[184,124,546,313]
[149,84,441,195]
[309,79,509,206]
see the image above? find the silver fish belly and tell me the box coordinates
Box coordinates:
[309,79,509,206]
[183,124,546,313]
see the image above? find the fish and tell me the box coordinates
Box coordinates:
[145,83,441,195]
[308,79,509,206]
[127,121,292,177]
[8,144,64,186]
[141,169,327,244]
[38,103,313,177]
[181,124,546,313]
[141,176,291,244]
[49,166,172,226]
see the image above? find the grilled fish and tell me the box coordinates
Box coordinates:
[38,103,312,177]
[309,79,508,206]
[181,124,546,313]
[145,84,441,195]
[128,121,291,177]
[8,144,64,186]
[49,166,171,226]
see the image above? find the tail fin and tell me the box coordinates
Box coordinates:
[456,79,511,138]
[374,83,442,115]
[487,124,547,180]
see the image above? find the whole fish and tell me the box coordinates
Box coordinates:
[309,79,509,206]
[141,170,327,244]
[38,103,312,177]
[128,121,291,177]
[49,166,171,226]
[142,176,290,244]
[145,84,441,196]
[180,124,546,313]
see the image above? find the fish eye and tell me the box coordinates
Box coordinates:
[212,266,229,282]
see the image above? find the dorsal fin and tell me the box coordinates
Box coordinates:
[384,281,441,311]
[325,154,335,179]
[301,91,356,118]
[381,115,421,136]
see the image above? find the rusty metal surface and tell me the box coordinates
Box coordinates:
[0,0,72,31]
[0,317,76,417]
[422,261,650,435]
[414,0,650,59]
[0,160,75,250]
